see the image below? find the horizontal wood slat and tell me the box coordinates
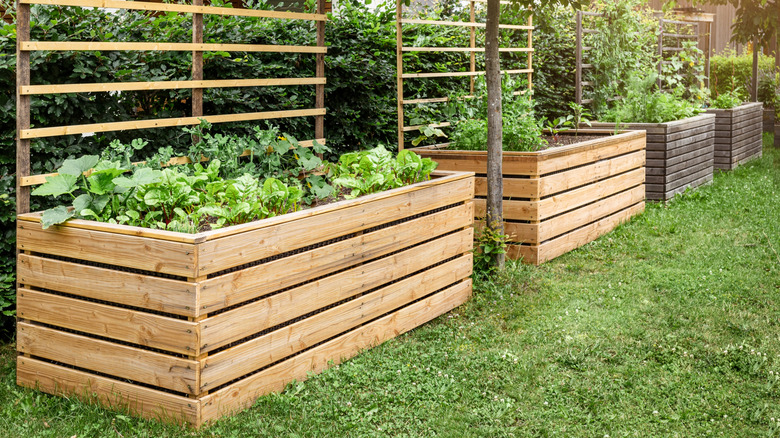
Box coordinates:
[402,47,533,53]
[21,108,325,139]
[17,322,199,395]
[22,78,326,95]
[198,278,472,423]
[21,0,327,20]
[402,69,532,79]
[22,41,326,54]
[399,18,532,30]
[17,357,199,425]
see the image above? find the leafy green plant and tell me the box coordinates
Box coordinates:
[412,125,448,147]
[660,40,708,103]
[329,145,437,199]
[569,102,592,136]
[473,222,509,278]
[709,90,745,110]
[602,72,704,124]
[541,115,573,143]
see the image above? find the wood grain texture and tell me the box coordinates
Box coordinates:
[17,322,199,394]
[17,356,198,425]
[17,289,197,355]
[198,278,472,425]
[196,175,473,276]
[16,221,197,277]
[707,103,763,171]
[200,253,473,391]
[22,41,326,54]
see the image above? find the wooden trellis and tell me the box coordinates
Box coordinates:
[575,10,706,107]
[395,0,534,151]
[15,0,327,214]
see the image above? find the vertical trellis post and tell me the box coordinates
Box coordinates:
[192,0,203,141]
[575,11,582,105]
[395,0,404,151]
[526,13,533,90]
[657,17,664,90]
[315,0,325,141]
[16,0,31,215]
[469,0,476,94]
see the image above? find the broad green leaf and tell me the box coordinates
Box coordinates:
[59,155,99,177]
[32,174,78,197]
[40,206,75,229]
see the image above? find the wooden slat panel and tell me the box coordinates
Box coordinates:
[23,41,326,54]
[22,0,327,20]
[665,159,714,192]
[22,78,326,95]
[662,172,713,200]
[664,114,715,134]
[17,322,199,394]
[198,278,472,423]
[664,130,714,152]
[538,186,644,242]
[538,149,645,197]
[195,175,474,276]
[536,135,645,175]
[402,47,533,53]
[199,203,473,314]
[411,151,538,176]
[17,254,198,317]
[662,123,714,144]
[475,176,538,198]
[537,168,644,220]
[400,18,532,30]
[17,222,196,277]
[666,139,714,159]
[17,289,197,355]
[402,69,531,79]
[200,251,472,391]
[21,108,325,139]
[201,239,474,354]
[16,357,198,425]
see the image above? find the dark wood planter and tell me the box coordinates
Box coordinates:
[764,108,776,133]
[775,124,780,148]
[411,130,646,264]
[706,102,763,171]
[589,114,715,201]
[15,171,475,426]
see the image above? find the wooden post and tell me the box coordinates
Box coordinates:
[527,13,533,91]
[704,21,711,88]
[16,1,31,215]
[657,18,664,91]
[469,0,476,95]
[315,0,325,142]
[192,0,203,143]
[575,11,582,105]
[396,0,404,151]
[751,35,759,102]
[485,0,504,269]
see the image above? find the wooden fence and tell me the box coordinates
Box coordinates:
[395,0,534,150]
[15,0,327,214]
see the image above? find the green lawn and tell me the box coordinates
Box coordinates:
[1,136,778,437]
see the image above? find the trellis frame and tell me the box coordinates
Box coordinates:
[15,0,328,214]
[395,0,534,151]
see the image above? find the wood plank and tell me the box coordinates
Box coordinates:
[588,121,666,135]
[665,160,714,192]
[475,176,538,198]
[198,279,472,424]
[16,213,201,243]
[16,2,31,214]
[400,18,532,30]
[535,131,645,174]
[664,147,714,175]
[411,150,538,176]
[402,69,531,79]
[17,357,198,425]
[537,168,644,220]
[195,176,474,276]
[402,47,533,53]
[732,148,762,166]
[16,254,198,317]
[473,198,536,221]
[17,289,197,355]
[664,114,715,134]
[538,186,644,242]
[662,124,714,145]
[200,254,473,391]
[22,78,326,95]
[17,222,196,277]
[535,202,644,263]
[21,108,325,139]
[666,139,714,160]
[17,322,199,394]
[23,41,326,54]
[22,0,327,20]
[538,149,645,197]
[663,172,713,199]
[200,241,474,353]
[200,220,473,315]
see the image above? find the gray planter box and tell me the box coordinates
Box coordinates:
[589,114,715,201]
[706,102,763,171]
[764,108,775,133]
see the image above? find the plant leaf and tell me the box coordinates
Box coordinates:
[40,206,75,229]
[59,155,100,177]
[31,174,78,197]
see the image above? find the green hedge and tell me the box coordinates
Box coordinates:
[710,50,778,105]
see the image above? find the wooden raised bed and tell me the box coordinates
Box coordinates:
[15,171,475,427]
[589,114,715,201]
[705,102,763,170]
[411,130,646,265]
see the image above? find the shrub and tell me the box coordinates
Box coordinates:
[710,49,777,103]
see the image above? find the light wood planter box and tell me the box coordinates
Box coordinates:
[15,171,475,427]
[589,114,715,201]
[706,102,763,170]
[411,130,646,265]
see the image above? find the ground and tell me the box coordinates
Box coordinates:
[0,136,778,437]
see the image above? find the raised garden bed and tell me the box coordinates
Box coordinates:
[589,114,715,201]
[706,102,763,170]
[411,130,645,265]
[764,108,775,133]
[15,170,475,427]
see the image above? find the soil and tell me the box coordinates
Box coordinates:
[541,134,607,149]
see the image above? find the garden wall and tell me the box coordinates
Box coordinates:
[590,114,715,201]
[16,171,475,426]
[705,102,763,170]
[412,130,645,264]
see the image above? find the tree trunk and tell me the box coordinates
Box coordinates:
[485,0,504,269]
[751,35,759,101]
